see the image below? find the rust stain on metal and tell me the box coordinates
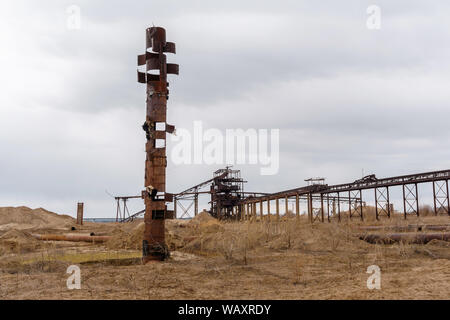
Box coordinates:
[137,26,178,263]
[76,202,84,225]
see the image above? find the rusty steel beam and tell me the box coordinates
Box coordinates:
[239,169,450,203]
[137,26,178,262]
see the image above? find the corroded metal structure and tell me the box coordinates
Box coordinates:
[175,169,450,222]
[210,168,246,219]
[239,169,450,222]
[173,168,265,219]
[137,27,178,262]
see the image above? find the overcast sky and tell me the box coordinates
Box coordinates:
[1,1,449,218]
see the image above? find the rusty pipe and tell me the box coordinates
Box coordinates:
[32,234,111,243]
[360,232,450,244]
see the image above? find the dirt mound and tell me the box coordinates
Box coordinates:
[189,211,215,224]
[0,206,75,232]
[0,229,36,241]
[187,210,224,234]
[106,223,144,251]
[426,239,450,247]
[0,229,40,254]
[106,222,185,251]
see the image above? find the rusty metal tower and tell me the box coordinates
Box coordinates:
[210,167,246,220]
[137,27,178,262]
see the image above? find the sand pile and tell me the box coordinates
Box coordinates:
[106,222,185,251]
[0,229,36,241]
[188,211,224,233]
[0,206,75,232]
[0,229,40,254]
[189,210,215,223]
[106,223,144,251]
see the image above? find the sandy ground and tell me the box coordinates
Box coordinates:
[0,206,449,300]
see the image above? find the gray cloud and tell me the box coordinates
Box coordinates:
[1,0,449,217]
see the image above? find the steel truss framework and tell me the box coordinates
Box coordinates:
[348,190,363,220]
[237,169,450,222]
[375,186,391,219]
[433,180,449,215]
[114,196,143,222]
[403,183,419,218]
[115,169,450,223]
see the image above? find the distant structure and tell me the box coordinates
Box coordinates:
[173,167,265,219]
[175,169,449,222]
[210,167,246,219]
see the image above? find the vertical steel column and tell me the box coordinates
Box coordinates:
[359,189,364,221]
[326,193,330,222]
[267,198,271,221]
[138,27,179,262]
[447,180,450,215]
[337,192,341,221]
[260,200,263,221]
[276,198,280,220]
[433,180,437,215]
[374,188,379,220]
[402,184,407,219]
[173,196,177,219]
[285,196,289,216]
[387,186,391,218]
[415,183,419,217]
[332,199,336,219]
[295,193,300,219]
[194,193,198,216]
[348,190,352,219]
[308,193,313,223]
[115,199,121,222]
[320,193,324,222]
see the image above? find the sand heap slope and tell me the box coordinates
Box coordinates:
[0,206,75,232]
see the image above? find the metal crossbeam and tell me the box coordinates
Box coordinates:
[375,186,390,219]
[433,180,449,215]
[403,183,419,218]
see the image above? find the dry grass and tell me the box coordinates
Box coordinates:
[0,211,449,299]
